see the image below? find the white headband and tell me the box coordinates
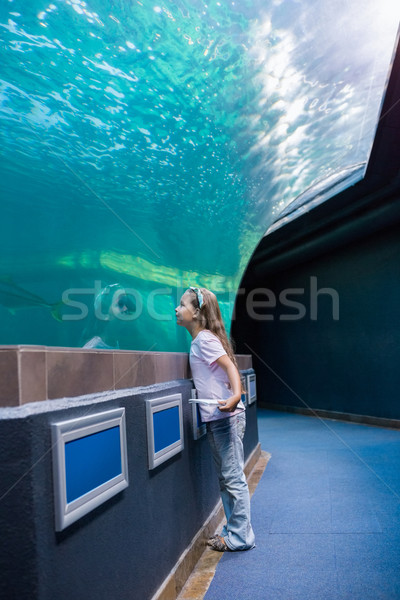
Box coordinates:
[189,286,204,308]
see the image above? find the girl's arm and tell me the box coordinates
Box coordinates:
[214,354,242,412]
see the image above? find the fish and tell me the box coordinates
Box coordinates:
[0,275,64,322]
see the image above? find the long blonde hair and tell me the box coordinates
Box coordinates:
[186,287,244,392]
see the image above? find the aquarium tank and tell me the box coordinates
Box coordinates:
[0,0,399,351]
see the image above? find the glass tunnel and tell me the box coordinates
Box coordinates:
[1,0,399,352]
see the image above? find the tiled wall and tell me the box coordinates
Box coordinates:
[0,345,252,407]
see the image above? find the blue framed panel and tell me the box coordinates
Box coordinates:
[191,388,206,440]
[240,374,247,407]
[146,394,184,469]
[246,373,257,405]
[51,408,129,532]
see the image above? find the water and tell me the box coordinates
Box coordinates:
[0,0,399,351]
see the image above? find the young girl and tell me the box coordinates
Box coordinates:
[175,286,255,552]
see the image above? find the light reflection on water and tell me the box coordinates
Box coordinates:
[0,0,399,350]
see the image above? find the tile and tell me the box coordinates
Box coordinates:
[139,353,156,386]
[153,353,188,384]
[47,350,114,399]
[236,355,252,369]
[334,532,400,572]
[0,350,19,407]
[181,353,191,379]
[113,352,143,389]
[19,349,47,404]
[206,535,338,600]
[175,353,190,379]
[279,478,331,498]
[330,490,382,534]
[154,353,175,384]
[371,498,400,532]
[114,351,190,390]
[335,533,400,599]
[328,476,384,494]
[269,500,332,534]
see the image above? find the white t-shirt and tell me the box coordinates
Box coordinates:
[189,329,245,422]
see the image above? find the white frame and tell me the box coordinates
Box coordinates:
[191,388,207,440]
[146,394,184,470]
[246,373,257,405]
[51,408,129,532]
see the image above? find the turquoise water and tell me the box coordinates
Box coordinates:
[0,0,399,351]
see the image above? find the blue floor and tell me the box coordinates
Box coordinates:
[205,409,400,600]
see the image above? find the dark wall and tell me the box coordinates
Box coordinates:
[233,221,400,420]
[0,376,258,600]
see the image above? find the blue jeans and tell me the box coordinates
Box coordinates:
[206,411,255,551]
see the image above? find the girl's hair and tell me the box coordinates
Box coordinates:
[186,287,244,393]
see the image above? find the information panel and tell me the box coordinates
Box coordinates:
[146,394,184,469]
[246,373,257,405]
[52,408,128,531]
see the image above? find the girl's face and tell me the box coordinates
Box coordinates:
[175,292,196,327]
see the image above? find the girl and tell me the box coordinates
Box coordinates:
[175,286,255,552]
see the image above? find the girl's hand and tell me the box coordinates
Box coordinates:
[218,395,241,412]
[214,355,242,412]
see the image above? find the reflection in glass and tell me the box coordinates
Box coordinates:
[81,284,137,349]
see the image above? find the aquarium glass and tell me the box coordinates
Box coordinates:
[0,0,399,350]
